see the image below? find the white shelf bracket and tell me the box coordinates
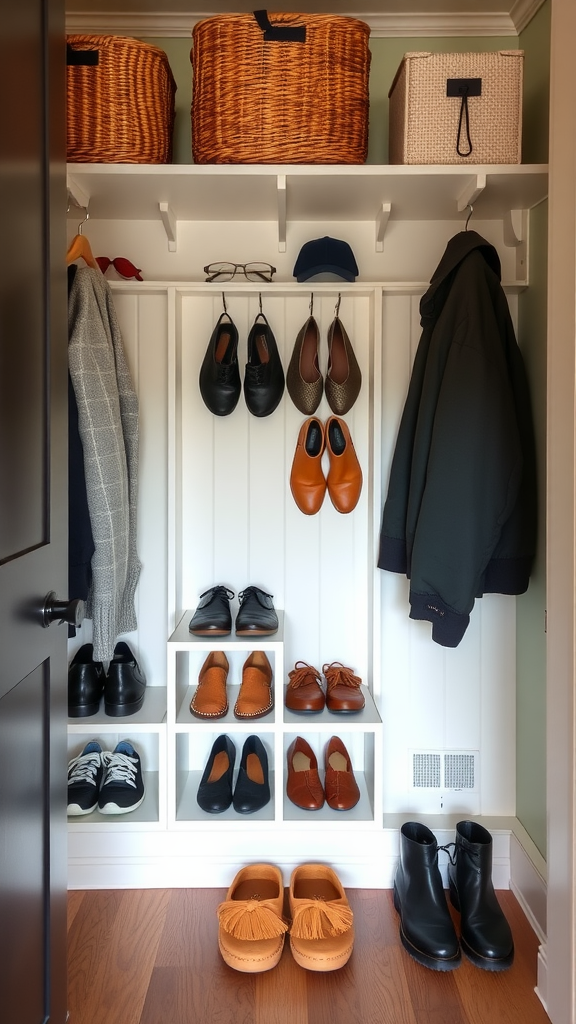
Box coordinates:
[375,202,392,252]
[457,173,487,213]
[66,175,89,213]
[503,208,529,284]
[159,202,177,252]
[276,174,287,253]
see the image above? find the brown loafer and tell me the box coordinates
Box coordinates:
[323,661,366,713]
[289,863,354,971]
[285,661,325,713]
[325,416,362,514]
[217,863,288,973]
[325,316,362,415]
[286,736,324,810]
[234,651,274,719]
[324,736,360,810]
[189,651,229,719]
[286,315,323,415]
[289,417,326,516]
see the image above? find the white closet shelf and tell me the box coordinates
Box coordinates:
[66,162,548,254]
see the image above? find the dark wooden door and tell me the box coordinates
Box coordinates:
[0,0,68,1021]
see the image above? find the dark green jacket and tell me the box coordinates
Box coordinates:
[377,230,537,647]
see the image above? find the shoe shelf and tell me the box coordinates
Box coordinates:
[66,728,166,830]
[67,684,167,732]
[166,609,381,829]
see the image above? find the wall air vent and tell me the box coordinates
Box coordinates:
[411,750,479,792]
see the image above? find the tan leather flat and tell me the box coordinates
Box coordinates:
[289,863,354,971]
[325,416,362,514]
[189,651,229,719]
[234,651,273,719]
[289,417,326,516]
[217,863,287,972]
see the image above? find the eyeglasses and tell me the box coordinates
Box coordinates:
[204,262,276,283]
[96,256,143,281]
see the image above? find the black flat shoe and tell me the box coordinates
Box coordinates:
[189,585,234,636]
[199,312,241,416]
[68,643,105,717]
[233,735,270,814]
[235,586,278,636]
[244,313,285,417]
[104,641,146,717]
[197,734,236,813]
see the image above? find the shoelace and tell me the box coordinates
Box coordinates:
[200,585,234,602]
[238,586,272,605]
[322,662,362,691]
[246,364,267,385]
[438,841,457,865]
[68,750,101,787]
[288,661,322,689]
[101,751,139,790]
[216,363,237,383]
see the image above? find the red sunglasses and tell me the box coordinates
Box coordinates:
[96,256,143,281]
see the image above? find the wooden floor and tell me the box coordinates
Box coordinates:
[67,886,551,1024]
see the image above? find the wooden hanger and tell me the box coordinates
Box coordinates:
[66,210,100,270]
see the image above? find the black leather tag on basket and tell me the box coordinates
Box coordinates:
[252,9,306,42]
[447,77,482,156]
[66,43,99,65]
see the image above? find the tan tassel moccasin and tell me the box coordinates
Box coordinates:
[289,863,354,971]
[217,864,288,972]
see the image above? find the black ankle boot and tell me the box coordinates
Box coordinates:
[448,820,514,971]
[394,821,461,971]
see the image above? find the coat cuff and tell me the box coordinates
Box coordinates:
[409,591,470,647]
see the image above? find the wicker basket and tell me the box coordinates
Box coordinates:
[67,35,176,163]
[191,11,371,164]
[388,50,523,165]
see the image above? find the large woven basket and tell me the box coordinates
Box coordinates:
[191,11,371,164]
[67,35,176,163]
[389,50,523,165]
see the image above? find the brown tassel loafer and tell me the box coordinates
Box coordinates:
[289,863,354,971]
[324,736,361,810]
[323,661,366,713]
[234,651,274,719]
[289,417,326,516]
[325,416,362,514]
[286,736,324,810]
[217,863,288,973]
[189,651,229,719]
[285,661,325,713]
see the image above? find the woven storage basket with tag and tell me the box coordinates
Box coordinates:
[191,11,371,164]
[388,50,523,165]
[67,35,176,163]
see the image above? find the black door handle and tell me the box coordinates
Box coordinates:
[42,592,85,628]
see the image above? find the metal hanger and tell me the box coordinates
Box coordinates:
[465,203,474,231]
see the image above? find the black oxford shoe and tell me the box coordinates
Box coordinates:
[197,734,236,814]
[244,313,285,417]
[104,641,146,717]
[189,585,234,636]
[199,312,241,416]
[68,643,105,717]
[235,586,278,636]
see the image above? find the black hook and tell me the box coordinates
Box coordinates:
[309,292,314,316]
[258,292,263,315]
[222,292,227,314]
[335,293,341,318]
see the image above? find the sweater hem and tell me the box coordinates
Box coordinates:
[409,592,469,648]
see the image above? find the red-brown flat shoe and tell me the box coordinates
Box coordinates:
[323,662,366,713]
[325,416,362,514]
[234,651,274,719]
[324,735,360,810]
[286,736,324,810]
[285,661,325,713]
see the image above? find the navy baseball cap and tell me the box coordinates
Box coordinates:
[293,236,359,282]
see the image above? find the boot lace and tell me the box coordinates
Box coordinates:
[438,841,457,865]
[322,662,362,691]
[67,749,101,787]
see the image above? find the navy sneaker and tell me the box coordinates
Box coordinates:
[67,740,104,815]
[98,740,145,814]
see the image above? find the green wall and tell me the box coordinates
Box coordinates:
[516,0,550,860]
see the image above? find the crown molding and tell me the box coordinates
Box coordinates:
[64,10,525,39]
